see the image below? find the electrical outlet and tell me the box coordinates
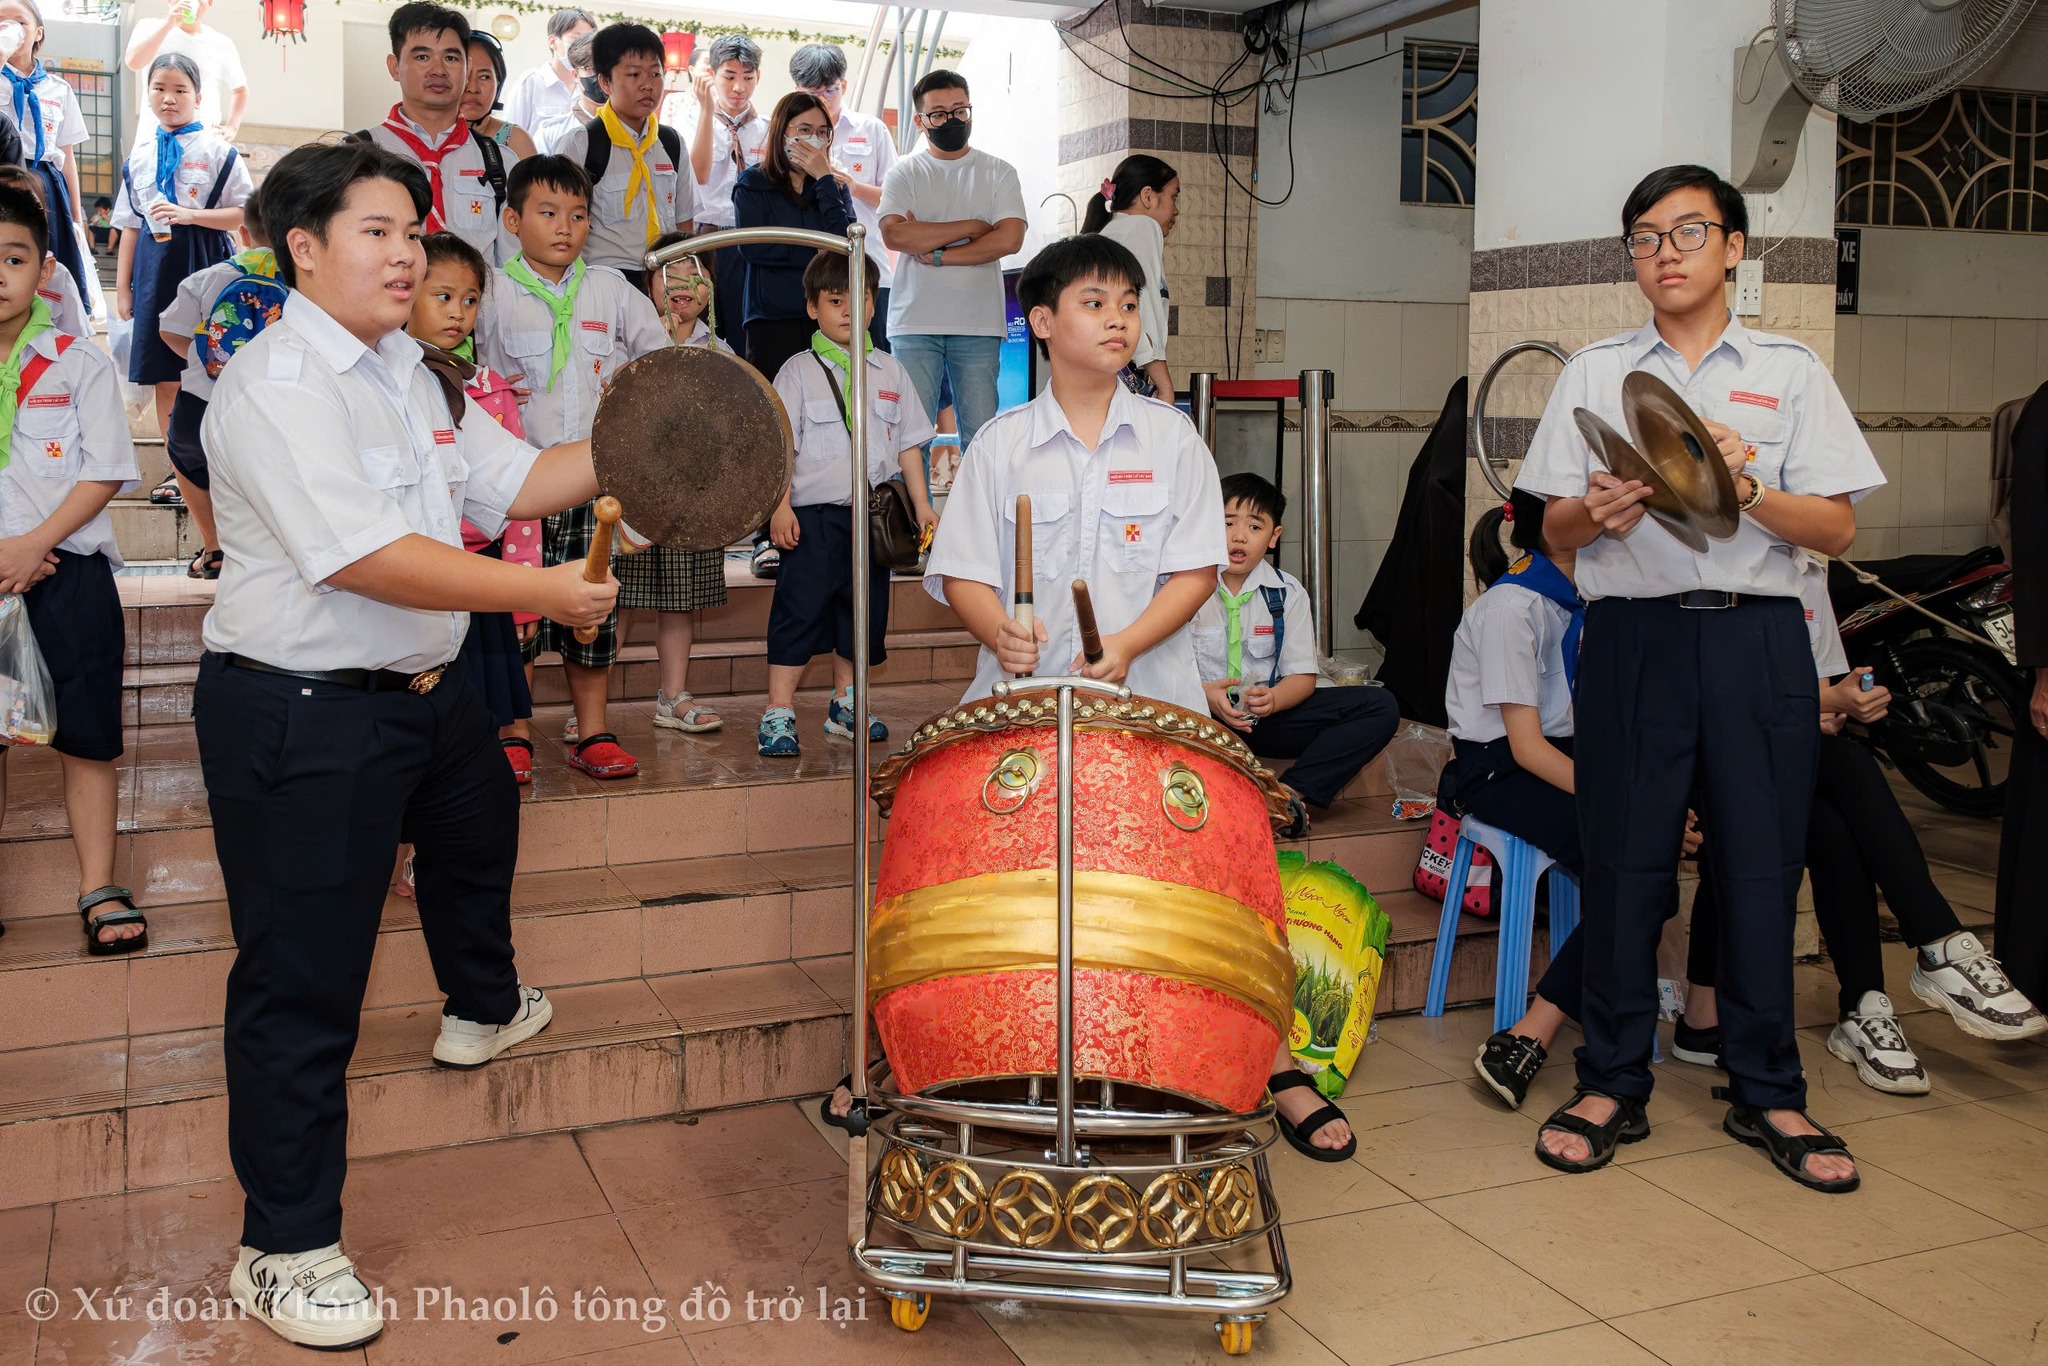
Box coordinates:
[1734,260,1764,317]
[1254,329,1285,363]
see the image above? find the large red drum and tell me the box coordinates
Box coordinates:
[868,689,1295,1115]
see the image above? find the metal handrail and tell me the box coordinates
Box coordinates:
[1470,339,1568,500]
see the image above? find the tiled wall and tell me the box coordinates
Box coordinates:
[1833,314,2048,559]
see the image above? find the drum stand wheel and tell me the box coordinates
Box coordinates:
[888,1291,930,1332]
[1217,1317,1256,1355]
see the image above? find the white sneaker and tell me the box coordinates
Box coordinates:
[230,1243,384,1349]
[1827,991,1932,1095]
[653,689,722,733]
[1910,932,2048,1041]
[432,985,554,1069]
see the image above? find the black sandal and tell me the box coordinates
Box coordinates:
[1719,1093,1860,1194]
[186,548,222,580]
[78,886,148,956]
[1270,1069,1355,1162]
[148,476,183,506]
[819,1073,870,1136]
[1277,791,1310,840]
[1534,1087,1648,1173]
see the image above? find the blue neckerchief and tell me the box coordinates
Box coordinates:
[154,120,203,204]
[4,63,45,163]
[1489,550,1585,691]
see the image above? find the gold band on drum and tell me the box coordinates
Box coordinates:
[866,868,1295,1037]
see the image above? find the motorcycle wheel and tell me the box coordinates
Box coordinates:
[1883,636,2025,819]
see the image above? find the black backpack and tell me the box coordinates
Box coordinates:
[583,119,684,188]
[348,125,507,219]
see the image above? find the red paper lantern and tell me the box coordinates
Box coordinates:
[661,29,694,72]
[261,0,304,42]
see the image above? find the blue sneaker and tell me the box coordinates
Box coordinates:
[825,689,887,741]
[757,706,800,757]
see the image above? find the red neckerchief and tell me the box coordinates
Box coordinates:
[380,104,469,232]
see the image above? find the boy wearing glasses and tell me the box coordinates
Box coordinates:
[1514,165,1882,1193]
[878,69,1027,451]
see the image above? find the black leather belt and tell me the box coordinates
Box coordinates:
[1658,590,1743,610]
[223,653,453,694]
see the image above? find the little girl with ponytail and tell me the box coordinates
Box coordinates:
[1082,153,1178,400]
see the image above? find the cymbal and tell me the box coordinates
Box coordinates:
[1571,371,1740,554]
[590,346,793,551]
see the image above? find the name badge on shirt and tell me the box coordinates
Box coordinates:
[1107,469,1153,484]
[23,393,69,408]
[1729,390,1780,410]
[845,136,870,156]
[1253,624,1273,636]
[581,321,609,334]
[878,389,900,402]
[433,429,457,446]
[33,289,57,303]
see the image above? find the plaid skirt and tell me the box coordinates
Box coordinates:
[525,500,619,669]
[615,545,728,612]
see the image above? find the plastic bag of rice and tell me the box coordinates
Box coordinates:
[1278,850,1391,1100]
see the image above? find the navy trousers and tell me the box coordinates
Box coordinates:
[1246,684,1400,808]
[196,653,524,1252]
[1573,596,1818,1110]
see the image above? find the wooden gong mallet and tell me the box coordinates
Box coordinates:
[1012,494,1033,677]
[573,495,623,645]
[1071,579,1104,666]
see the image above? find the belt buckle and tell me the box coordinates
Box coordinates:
[408,666,446,695]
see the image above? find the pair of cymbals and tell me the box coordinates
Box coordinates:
[1572,372,1740,554]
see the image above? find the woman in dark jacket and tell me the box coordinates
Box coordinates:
[732,91,854,383]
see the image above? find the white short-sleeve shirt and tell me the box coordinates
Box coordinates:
[199,293,543,673]
[1190,559,1318,685]
[1444,583,1576,744]
[1096,212,1169,369]
[360,114,517,266]
[474,261,669,447]
[772,345,937,508]
[924,383,1226,711]
[17,68,87,169]
[553,120,696,275]
[687,104,769,228]
[159,257,244,398]
[1515,315,1883,602]
[38,259,89,339]
[0,333,140,564]
[112,127,250,228]
[878,147,1028,338]
[1800,553,1849,680]
[831,107,897,287]
[503,64,576,141]
[130,25,248,144]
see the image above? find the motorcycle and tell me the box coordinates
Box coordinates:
[1829,546,2025,818]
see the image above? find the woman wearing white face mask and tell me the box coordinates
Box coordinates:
[731,90,853,382]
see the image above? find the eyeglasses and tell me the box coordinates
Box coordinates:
[920,105,971,126]
[1623,221,1723,259]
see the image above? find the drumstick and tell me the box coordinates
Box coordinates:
[1013,494,1033,677]
[573,495,622,645]
[1072,579,1104,666]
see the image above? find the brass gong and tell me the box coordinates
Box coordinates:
[1572,370,1740,554]
[589,346,794,551]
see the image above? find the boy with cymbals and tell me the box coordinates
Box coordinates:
[476,154,667,779]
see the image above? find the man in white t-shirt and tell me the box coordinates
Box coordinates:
[878,70,1026,450]
[122,0,249,144]
[791,41,897,350]
[502,7,592,137]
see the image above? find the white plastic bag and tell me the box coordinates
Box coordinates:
[1384,720,1453,820]
[0,594,57,746]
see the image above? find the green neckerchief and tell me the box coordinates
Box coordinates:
[808,329,875,429]
[502,255,586,390]
[1217,581,1260,683]
[0,297,56,472]
[230,246,278,278]
[452,335,475,364]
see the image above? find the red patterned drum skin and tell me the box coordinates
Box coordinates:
[867,689,1295,1114]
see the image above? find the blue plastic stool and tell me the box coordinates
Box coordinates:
[1423,814,1579,1035]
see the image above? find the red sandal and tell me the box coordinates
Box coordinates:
[566,732,639,779]
[501,737,534,785]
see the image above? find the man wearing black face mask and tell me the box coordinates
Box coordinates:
[878,69,1027,454]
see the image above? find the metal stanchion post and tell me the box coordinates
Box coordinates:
[1298,369,1334,660]
[1189,371,1216,450]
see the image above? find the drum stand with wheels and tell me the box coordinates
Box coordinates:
[847,679,1292,1356]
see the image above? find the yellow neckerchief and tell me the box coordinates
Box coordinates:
[597,103,662,246]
